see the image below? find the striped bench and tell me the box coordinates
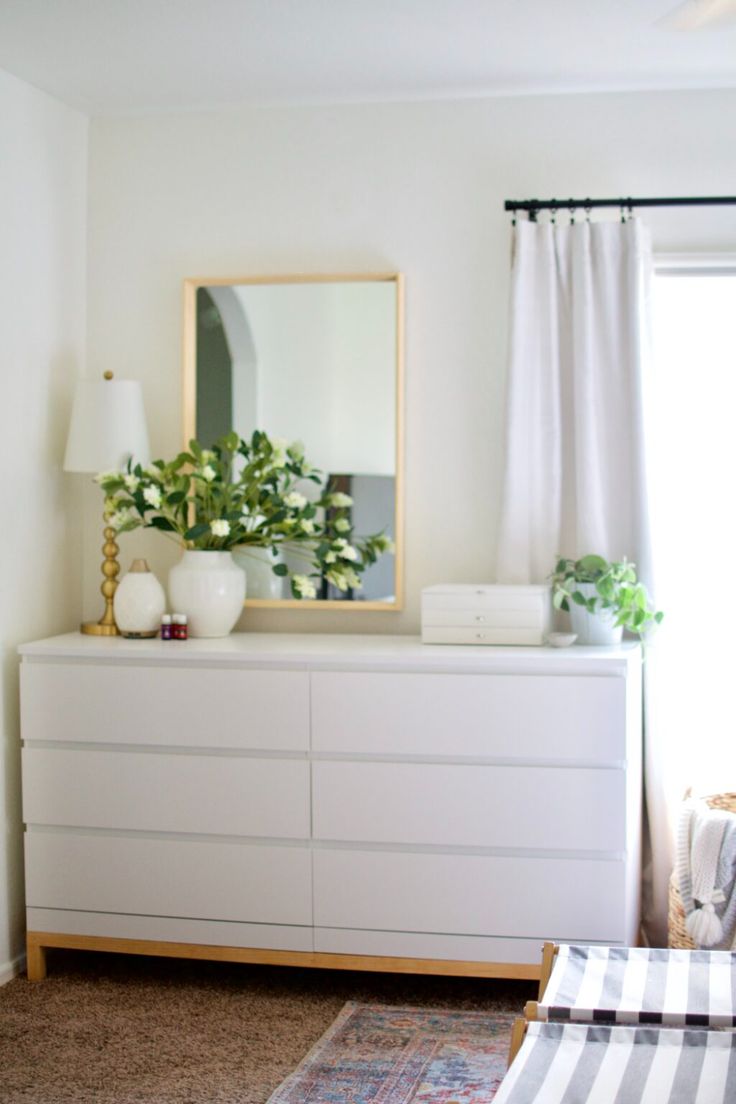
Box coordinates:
[496,1021,736,1104]
[530,943,736,1028]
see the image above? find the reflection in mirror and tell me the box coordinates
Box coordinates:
[184,275,403,608]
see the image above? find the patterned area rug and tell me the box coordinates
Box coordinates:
[266,1002,514,1104]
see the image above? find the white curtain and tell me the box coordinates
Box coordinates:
[496,216,670,945]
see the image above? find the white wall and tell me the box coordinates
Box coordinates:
[0,68,87,979]
[86,89,736,634]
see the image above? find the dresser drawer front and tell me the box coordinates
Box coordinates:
[23,748,309,838]
[314,850,625,942]
[311,672,626,760]
[21,663,309,750]
[313,761,624,851]
[25,833,311,926]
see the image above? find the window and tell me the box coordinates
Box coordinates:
[650,258,736,795]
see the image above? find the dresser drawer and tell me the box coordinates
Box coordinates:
[23,748,309,838]
[312,761,625,851]
[25,833,311,926]
[313,849,626,942]
[311,671,626,760]
[21,662,309,750]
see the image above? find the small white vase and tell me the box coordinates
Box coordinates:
[113,559,166,638]
[568,582,623,645]
[168,550,246,638]
[231,545,286,599]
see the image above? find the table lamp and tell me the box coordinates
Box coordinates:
[64,371,151,635]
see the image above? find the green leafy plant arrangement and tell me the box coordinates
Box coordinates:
[96,430,393,600]
[550,553,663,636]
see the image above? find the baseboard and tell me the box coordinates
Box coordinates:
[0,952,27,986]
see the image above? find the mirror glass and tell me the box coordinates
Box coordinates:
[183,274,402,608]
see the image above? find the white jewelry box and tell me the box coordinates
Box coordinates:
[421,584,552,645]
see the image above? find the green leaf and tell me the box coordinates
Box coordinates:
[273,563,289,576]
[571,591,588,606]
[184,522,209,540]
[149,516,177,532]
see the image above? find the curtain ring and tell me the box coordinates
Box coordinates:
[620,203,626,223]
[550,200,557,225]
[584,201,592,223]
[510,207,517,227]
[569,204,576,225]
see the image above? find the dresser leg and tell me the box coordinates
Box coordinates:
[26,936,47,981]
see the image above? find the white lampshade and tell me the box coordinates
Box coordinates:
[64,375,150,474]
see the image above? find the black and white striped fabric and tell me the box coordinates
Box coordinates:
[539,945,736,1027]
[495,1022,736,1104]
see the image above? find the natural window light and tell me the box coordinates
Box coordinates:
[650,261,736,796]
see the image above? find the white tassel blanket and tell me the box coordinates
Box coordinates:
[676,798,736,949]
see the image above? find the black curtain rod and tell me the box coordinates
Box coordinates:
[504,195,736,220]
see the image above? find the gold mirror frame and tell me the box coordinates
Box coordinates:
[183,272,404,610]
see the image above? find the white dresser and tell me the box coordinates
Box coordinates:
[19,633,642,981]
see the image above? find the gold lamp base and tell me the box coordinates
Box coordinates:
[80,621,120,636]
[82,520,121,636]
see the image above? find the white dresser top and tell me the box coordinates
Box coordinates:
[19,632,641,675]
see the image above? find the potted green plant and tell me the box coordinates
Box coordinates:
[96,430,393,635]
[550,554,663,645]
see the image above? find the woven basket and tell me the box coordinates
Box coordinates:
[668,792,736,948]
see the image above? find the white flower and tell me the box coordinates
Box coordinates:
[108,507,137,531]
[144,465,162,480]
[329,492,353,508]
[332,537,348,550]
[201,449,216,464]
[201,464,216,482]
[210,519,230,537]
[272,437,288,452]
[300,518,315,534]
[375,535,395,553]
[335,518,350,533]
[326,568,349,591]
[143,485,162,509]
[339,544,358,562]
[324,550,337,563]
[94,470,120,487]
[283,491,307,510]
[343,567,362,589]
[292,574,317,599]
[123,473,140,492]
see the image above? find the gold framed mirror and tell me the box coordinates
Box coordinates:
[183,273,403,609]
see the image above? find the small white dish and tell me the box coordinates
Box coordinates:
[546,632,578,648]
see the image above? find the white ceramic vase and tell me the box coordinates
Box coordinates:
[568,582,623,645]
[113,559,166,638]
[231,545,286,599]
[168,550,246,638]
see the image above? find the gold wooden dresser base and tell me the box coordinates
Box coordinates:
[26,931,541,984]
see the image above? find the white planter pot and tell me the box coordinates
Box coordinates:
[168,550,246,638]
[231,545,286,600]
[568,582,623,645]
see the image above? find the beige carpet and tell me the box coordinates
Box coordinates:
[0,951,535,1103]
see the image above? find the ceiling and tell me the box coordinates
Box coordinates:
[1,0,735,116]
